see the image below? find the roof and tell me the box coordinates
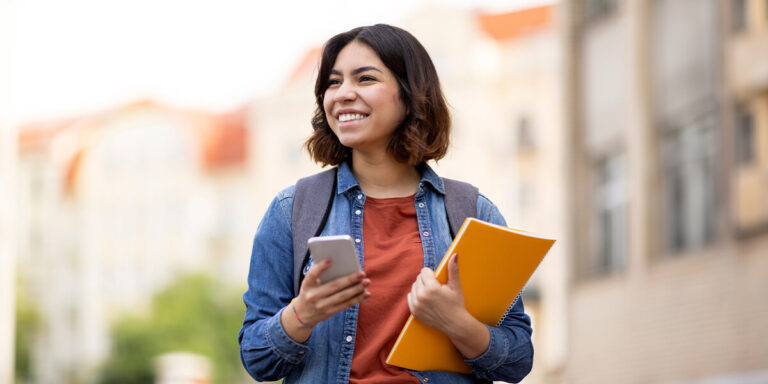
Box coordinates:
[286,46,321,86]
[477,5,555,41]
[18,100,249,194]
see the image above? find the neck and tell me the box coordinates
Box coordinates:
[350,151,420,198]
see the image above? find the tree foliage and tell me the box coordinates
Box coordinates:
[15,283,41,383]
[98,273,246,384]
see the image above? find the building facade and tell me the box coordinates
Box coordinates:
[1,0,16,381]
[562,0,768,382]
[16,101,252,383]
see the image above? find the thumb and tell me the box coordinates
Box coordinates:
[302,258,331,289]
[447,253,461,290]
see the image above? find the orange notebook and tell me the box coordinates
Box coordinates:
[386,217,555,373]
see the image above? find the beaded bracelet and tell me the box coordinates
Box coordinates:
[290,299,313,328]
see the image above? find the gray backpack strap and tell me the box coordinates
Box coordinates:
[292,168,337,296]
[442,178,479,237]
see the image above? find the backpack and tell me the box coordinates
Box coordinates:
[290,168,479,295]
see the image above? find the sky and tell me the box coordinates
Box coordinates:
[10,0,553,123]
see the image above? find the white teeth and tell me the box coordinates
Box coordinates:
[338,113,366,122]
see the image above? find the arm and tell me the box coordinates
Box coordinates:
[407,196,533,383]
[238,191,371,382]
[239,193,307,382]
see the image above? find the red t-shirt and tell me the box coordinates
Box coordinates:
[349,195,422,384]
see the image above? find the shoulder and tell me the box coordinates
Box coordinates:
[260,185,295,227]
[440,175,505,225]
[476,192,507,226]
[275,184,295,203]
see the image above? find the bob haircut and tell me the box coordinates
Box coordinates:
[305,24,451,167]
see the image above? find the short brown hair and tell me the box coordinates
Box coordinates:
[305,24,451,167]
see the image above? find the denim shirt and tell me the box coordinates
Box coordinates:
[239,162,533,384]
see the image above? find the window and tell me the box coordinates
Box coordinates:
[735,103,755,165]
[662,118,718,252]
[732,0,748,33]
[582,0,621,24]
[592,153,628,273]
[515,117,535,151]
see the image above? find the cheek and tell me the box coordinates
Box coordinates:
[322,92,333,120]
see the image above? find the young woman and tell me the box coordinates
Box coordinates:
[239,24,533,384]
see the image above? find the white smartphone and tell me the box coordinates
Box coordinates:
[307,235,362,284]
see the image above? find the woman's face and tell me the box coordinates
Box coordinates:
[323,41,407,155]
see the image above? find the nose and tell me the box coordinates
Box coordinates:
[332,80,356,102]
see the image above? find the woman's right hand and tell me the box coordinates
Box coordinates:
[281,259,371,342]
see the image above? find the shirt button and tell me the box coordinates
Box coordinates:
[355,238,361,243]
[355,209,361,215]
[357,194,362,200]
[423,231,430,237]
[418,202,425,208]
[424,378,430,383]
[298,350,305,355]
[345,335,353,343]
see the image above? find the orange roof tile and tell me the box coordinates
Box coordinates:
[18,99,250,195]
[201,107,248,171]
[18,117,80,152]
[477,5,555,41]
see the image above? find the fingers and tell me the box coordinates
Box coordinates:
[297,268,370,326]
[302,258,333,289]
[417,268,440,291]
[315,277,370,309]
[322,285,371,314]
[447,253,461,290]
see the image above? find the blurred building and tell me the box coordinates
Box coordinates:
[1,0,16,381]
[247,47,324,206]
[403,5,567,384]
[16,100,253,383]
[561,0,768,382]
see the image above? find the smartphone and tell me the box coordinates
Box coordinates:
[307,235,362,284]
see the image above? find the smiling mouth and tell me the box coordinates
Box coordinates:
[338,113,368,122]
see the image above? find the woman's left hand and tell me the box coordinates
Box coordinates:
[407,253,490,359]
[407,253,466,333]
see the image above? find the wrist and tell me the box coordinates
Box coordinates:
[280,302,313,343]
[442,309,476,339]
[290,298,314,328]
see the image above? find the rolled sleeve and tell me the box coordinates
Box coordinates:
[464,324,508,371]
[239,189,311,382]
[265,309,311,364]
[464,195,534,383]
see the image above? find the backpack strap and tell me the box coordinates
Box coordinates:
[442,178,479,237]
[290,171,477,296]
[292,168,337,296]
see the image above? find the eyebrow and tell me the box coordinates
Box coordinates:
[330,66,383,76]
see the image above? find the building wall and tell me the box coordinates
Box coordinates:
[0,0,16,381]
[564,1,768,382]
[16,103,253,383]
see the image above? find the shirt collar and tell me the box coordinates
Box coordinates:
[335,160,445,195]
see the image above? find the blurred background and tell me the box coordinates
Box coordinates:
[2,0,768,383]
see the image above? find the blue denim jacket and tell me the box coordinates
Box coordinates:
[239,162,533,383]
